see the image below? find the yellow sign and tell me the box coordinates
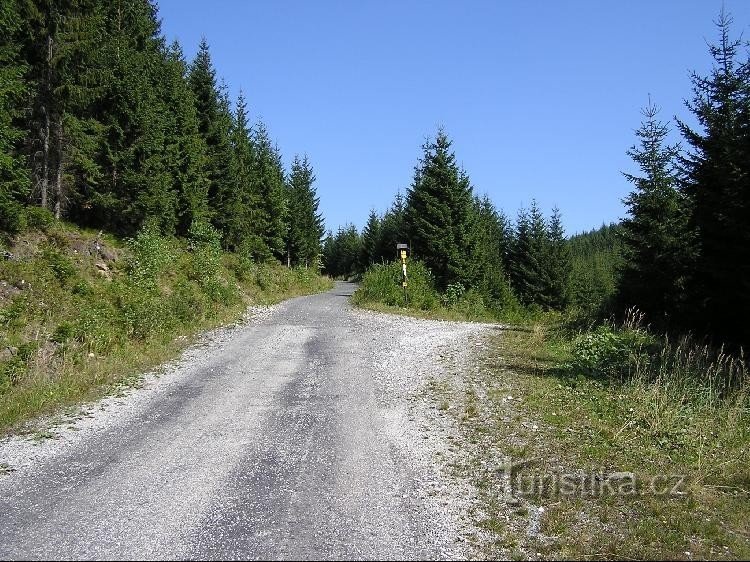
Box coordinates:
[400,249,407,260]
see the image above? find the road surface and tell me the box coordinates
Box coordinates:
[0,282,487,560]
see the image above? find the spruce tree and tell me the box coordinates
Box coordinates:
[473,195,513,306]
[189,39,239,243]
[677,11,750,346]
[404,128,477,290]
[0,0,30,232]
[510,201,559,308]
[543,206,571,310]
[375,191,406,263]
[251,121,287,260]
[285,154,324,267]
[360,209,381,268]
[619,100,686,326]
[22,0,109,223]
[162,41,210,236]
[229,91,264,255]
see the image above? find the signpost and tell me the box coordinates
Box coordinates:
[396,243,409,306]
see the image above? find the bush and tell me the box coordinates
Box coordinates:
[126,225,173,288]
[187,221,227,301]
[0,196,25,234]
[40,245,77,284]
[442,283,466,307]
[24,206,56,232]
[51,322,74,344]
[353,260,440,310]
[572,325,654,380]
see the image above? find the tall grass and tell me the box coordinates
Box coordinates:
[571,308,749,408]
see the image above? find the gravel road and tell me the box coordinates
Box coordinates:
[0,282,491,560]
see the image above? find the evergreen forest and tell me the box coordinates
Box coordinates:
[1,2,749,351]
[0,0,324,266]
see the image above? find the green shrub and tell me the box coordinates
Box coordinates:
[24,206,56,232]
[169,279,208,323]
[572,325,654,380]
[353,260,440,310]
[41,245,77,284]
[126,225,173,288]
[0,197,26,234]
[187,221,225,299]
[442,282,466,307]
[73,297,122,353]
[51,322,74,344]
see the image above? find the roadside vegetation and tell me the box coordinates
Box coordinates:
[347,12,750,559]
[432,320,749,560]
[0,215,331,433]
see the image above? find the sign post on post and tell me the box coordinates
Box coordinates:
[396,243,409,307]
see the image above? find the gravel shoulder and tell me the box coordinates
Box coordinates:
[0,281,494,560]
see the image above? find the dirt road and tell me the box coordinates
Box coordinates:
[0,282,489,560]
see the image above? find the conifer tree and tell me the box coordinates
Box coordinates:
[189,39,239,242]
[677,10,750,345]
[285,154,324,267]
[229,91,264,255]
[619,100,686,326]
[375,191,406,263]
[404,129,477,290]
[360,209,381,268]
[251,121,287,260]
[89,0,176,233]
[162,41,210,235]
[22,0,109,222]
[324,224,361,278]
[543,206,571,310]
[473,195,513,305]
[0,0,30,232]
[510,201,562,309]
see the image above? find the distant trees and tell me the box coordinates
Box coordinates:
[0,0,29,232]
[569,223,622,317]
[322,224,361,278]
[0,1,324,268]
[507,201,571,310]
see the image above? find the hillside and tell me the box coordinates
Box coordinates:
[0,217,331,432]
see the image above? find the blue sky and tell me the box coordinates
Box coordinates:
[156,0,750,236]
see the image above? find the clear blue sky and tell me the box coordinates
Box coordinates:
[156,0,750,236]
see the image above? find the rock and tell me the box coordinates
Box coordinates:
[95,262,109,271]
[97,245,117,262]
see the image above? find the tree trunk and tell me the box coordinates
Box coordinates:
[40,106,49,209]
[53,116,63,220]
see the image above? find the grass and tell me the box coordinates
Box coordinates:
[436,324,750,560]
[0,221,332,434]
